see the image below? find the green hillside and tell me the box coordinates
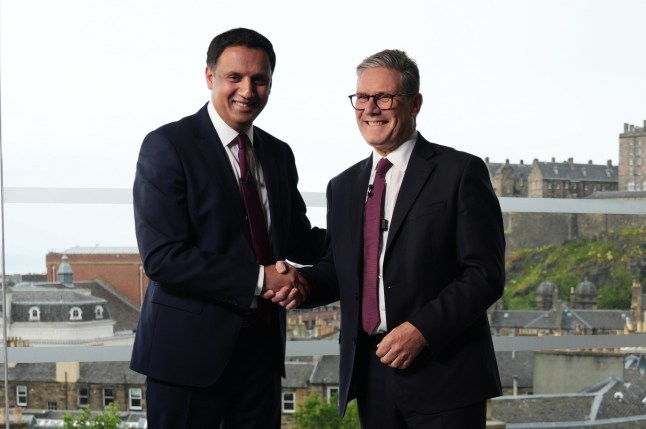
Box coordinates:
[504,226,646,310]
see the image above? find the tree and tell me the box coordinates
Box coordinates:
[62,403,123,428]
[295,394,359,429]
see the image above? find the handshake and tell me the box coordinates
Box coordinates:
[262,261,309,310]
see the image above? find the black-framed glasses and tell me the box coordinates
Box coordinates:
[348,92,414,110]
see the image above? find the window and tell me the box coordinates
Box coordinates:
[103,388,115,406]
[69,307,83,321]
[28,307,40,321]
[16,385,27,406]
[47,401,57,410]
[95,305,104,319]
[282,391,295,413]
[78,387,89,406]
[129,388,142,410]
[327,386,339,402]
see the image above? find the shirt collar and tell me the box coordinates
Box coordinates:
[207,101,254,147]
[371,130,417,172]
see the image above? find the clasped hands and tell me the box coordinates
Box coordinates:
[262,261,309,309]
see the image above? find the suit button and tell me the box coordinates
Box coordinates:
[352,337,357,345]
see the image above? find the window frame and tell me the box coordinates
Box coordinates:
[16,385,27,406]
[282,391,296,414]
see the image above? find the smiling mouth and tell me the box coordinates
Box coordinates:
[366,121,387,126]
[233,100,255,109]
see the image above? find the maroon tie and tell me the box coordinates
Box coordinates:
[237,134,273,265]
[362,158,393,334]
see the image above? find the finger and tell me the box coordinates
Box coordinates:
[270,286,291,303]
[262,290,275,299]
[285,289,302,310]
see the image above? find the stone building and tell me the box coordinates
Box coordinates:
[487,118,646,198]
[619,121,646,191]
[486,157,618,198]
[0,361,145,414]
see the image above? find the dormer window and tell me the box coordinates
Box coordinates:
[95,306,104,319]
[29,306,41,321]
[69,307,83,321]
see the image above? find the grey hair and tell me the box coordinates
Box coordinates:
[356,49,420,94]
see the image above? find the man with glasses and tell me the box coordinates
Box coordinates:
[296,49,506,428]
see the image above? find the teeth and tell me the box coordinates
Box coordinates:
[367,121,386,126]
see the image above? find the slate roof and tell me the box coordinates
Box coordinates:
[487,161,533,178]
[531,160,617,183]
[7,361,145,384]
[309,355,340,385]
[590,357,646,420]
[10,287,111,324]
[283,360,315,389]
[9,280,139,332]
[75,280,139,332]
[491,354,646,426]
[492,393,596,424]
[495,351,534,389]
[490,306,628,331]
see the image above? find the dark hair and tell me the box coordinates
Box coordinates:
[357,49,420,94]
[206,28,276,72]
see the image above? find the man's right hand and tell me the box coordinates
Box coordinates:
[262,261,309,309]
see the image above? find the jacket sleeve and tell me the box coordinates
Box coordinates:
[133,130,259,309]
[408,156,505,352]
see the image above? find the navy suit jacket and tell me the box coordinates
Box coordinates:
[301,134,505,414]
[130,104,325,387]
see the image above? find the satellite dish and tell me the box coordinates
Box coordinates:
[614,392,624,401]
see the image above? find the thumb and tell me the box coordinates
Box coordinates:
[275,260,288,274]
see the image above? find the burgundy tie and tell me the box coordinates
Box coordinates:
[237,134,273,265]
[362,158,393,334]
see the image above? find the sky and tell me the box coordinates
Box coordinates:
[1,0,645,274]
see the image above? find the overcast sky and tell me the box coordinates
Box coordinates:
[1,0,645,274]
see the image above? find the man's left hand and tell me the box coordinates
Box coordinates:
[376,322,426,369]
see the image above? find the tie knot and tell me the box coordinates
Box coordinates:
[376,158,393,177]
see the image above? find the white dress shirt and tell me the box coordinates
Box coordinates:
[207,101,270,303]
[367,132,417,333]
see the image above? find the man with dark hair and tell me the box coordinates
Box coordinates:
[297,49,505,428]
[130,27,324,428]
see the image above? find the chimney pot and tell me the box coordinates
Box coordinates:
[551,157,555,162]
[625,123,630,132]
[588,160,593,165]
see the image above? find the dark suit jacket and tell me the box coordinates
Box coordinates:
[130,103,324,387]
[301,134,505,414]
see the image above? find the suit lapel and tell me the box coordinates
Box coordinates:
[252,131,283,257]
[385,136,436,253]
[349,156,373,278]
[194,105,247,222]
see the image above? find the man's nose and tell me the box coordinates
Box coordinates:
[363,97,381,114]
[239,77,255,97]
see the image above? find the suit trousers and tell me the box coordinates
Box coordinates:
[145,321,281,429]
[356,333,486,429]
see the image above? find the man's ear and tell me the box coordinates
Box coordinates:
[205,67,214,90]
[411,93,423,117]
